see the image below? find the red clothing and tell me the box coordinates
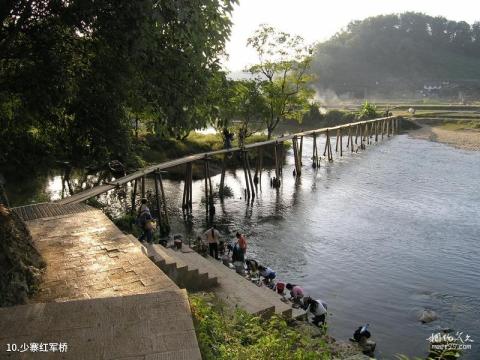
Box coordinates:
[238,235,247,253]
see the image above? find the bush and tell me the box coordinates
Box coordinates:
[190,293,332,360]
[359,101,378,120]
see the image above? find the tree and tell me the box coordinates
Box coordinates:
[247,25,315,139]
[0,0,238,168]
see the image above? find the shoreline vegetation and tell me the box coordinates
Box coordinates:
[189,292,365,360]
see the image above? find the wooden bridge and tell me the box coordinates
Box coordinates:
[13,116,400,224]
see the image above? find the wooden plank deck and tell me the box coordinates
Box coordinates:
[54,116,397,205]
[12,202,95,221]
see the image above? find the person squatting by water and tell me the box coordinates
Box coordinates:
[258,265,276,286]
[273,281,286,295]
[302,297,328,327]
[137,198,154,243]
[245,259,258,275]
[286,283,304,305]
[203,225,220,260]
[230,236,245,275]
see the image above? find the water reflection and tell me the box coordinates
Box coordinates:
[5,134,480,359]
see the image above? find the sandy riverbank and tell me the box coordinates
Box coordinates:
[409,124,480,151]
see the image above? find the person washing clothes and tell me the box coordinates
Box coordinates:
[302,297,328,327]
[286,283,304,305]
[230,236,245,275]
[258,265,276,286]
[203,225,220,260]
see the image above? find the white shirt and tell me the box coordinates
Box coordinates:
[203,228,220,244]
[306,299,327,316]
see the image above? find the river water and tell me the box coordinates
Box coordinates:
[7,134,480,358]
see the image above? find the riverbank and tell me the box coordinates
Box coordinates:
[409,121,480,151]
[189,292,366,360]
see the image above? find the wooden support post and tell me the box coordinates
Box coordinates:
[182,166,188,210]
[292,136,301,176]
[274,143,280,179]
[323,130,329,157]
[359,124,364,149]
[340,128,343,156]
[375,121,379,142]
[182,163,192,211]
[387,119,390,137]
[206,159,215,216]
[279,142,283,175]
[254,147,263,184]
[355,125,359,144]
[245,152,255,198]
[153,171,163,235]
[188,163,193,209]
[130,179,138,215]
[219,155,227,198]
[272,142,281,188]
[299,136,303,166]
[335,128,340,152]
[328,134,333,161]
[204,159,209,214]
[312,133,320,168]
[324,130,333,161]
[141,176,145,199]
[382,120,385,140]
[350,126,354,151]
[157,171,169,227]
[242,151,251,199]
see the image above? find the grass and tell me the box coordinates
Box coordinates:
[189,293,333,360]
[437,120,480,131]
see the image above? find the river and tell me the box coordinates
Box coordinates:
[6,134,480,358]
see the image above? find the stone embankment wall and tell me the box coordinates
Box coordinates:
[0,204,45,306]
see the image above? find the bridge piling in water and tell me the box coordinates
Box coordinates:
[292,136,302,177]
[245,151,255,200]
[130,178,138,215]
[312,133,320,168]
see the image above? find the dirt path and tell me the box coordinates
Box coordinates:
[410,124,480,151]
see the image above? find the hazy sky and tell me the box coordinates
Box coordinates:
[224,0,480,71]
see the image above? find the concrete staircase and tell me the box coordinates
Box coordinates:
[144,241,218,292]
[146,243,306,320]
[0,289,202,360]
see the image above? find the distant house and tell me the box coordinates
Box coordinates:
[423,84,442,91]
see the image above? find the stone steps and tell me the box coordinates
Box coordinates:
[156,245,306,320]
[145,242,218,292]
[0,289,202,359]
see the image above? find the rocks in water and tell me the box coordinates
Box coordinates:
[359,338,376,357]
[418,309,438,323]
[341,355,372,360]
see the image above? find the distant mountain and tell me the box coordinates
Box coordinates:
[311,13,480,99]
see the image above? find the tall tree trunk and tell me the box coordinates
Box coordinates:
[267,127,273,140]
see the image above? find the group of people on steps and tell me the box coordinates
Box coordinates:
[201,225,328,328]
[136,208,362,337]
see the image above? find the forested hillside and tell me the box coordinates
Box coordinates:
[312,13,480,97]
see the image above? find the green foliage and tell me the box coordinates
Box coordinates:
[312,13,480,97]
[0,0,237,168]
[359,101,378,120]
[190,293,331,360]
[247,25,315,138]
